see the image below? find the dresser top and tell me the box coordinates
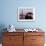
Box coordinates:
[3,29,44,33]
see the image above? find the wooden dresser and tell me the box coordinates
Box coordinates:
[2,31,45,46]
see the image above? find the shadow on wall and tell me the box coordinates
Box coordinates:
[0,24,7,43]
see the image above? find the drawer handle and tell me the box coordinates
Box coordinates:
[9,38,13,40]
[9,38,12,40]
[32,39,36,40]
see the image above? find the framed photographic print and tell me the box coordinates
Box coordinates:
[17,7,35,21]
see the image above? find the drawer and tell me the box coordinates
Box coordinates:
[32,36,45,44]
[3,44,15,46]
[24,36,32,46]
[32,35,44,40]
[3,36,23,46]
[3,43,23,46]
[3,35,23,44]
[24,32,44,36]
[31,44,44,46]
[3,32,24,36]
[24,36,32,40]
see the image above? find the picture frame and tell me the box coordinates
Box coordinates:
[17,7,35,21]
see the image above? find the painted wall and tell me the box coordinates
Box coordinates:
[0,0,46,30]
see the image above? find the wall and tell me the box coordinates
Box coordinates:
[0,0,46,29]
